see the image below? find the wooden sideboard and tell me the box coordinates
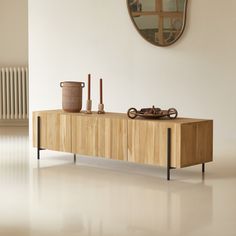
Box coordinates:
[33,110,213,180]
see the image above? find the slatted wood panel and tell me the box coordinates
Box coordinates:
[71,115,98,156]
[97,117,127,161]
[33,112,71,152]
[128,120,181,167]
[180,121,213,167]
[71,115,128,160]
[33,110,213,169]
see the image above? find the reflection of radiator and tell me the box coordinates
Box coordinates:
[0,67,28,120]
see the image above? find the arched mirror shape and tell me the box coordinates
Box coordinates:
[127,0,188,47]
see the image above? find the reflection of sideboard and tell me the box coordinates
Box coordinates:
[33,110,213,180]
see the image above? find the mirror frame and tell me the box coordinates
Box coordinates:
[127,0,188,47]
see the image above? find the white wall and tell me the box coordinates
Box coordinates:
[0,0,28,66]
[29,0,236,156]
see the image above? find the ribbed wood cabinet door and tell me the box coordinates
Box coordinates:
[33,112,47,149]
[128,120,180,167]
[97,117,128,160]
[71,115,98,156]
[33,112,71,152]
[180,120,213,167]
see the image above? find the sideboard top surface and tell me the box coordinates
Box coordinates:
[33,110,212,125]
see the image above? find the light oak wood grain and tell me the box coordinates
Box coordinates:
[72,115,97,156]
[128,119,212,168]
[33,110,213,169]
[33,112,71,152]
[128,120,180,167]
[97,117,127,161]
[180,120,213,167]
[33,112,47,148]
[71,115,127,160]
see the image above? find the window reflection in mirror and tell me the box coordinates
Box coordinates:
[127,0,188,46]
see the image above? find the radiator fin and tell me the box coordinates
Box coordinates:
[0,67,28,120]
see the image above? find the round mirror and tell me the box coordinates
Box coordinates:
[127,0,188,47]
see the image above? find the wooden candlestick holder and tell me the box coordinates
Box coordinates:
[97,103,105,114]
[86,99,92,114]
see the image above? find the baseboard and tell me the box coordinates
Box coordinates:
[0,119,28,127]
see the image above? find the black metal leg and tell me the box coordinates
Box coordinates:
[74,154,76,163]
[37,116,41,160]
[202,163,205,173]
[167,128,171,181]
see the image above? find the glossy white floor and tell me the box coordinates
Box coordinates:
[0,127,236,236]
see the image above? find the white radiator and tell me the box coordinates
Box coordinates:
[0,67,28,120]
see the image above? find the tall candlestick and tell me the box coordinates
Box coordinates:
[88,74,91,100]
[98,78,105,114]
[100,78,103,104]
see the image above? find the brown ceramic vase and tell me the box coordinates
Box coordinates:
[60,81,85,112]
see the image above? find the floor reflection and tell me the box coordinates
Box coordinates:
[0,126,30,236]
[31,160,213,236]
[0,127,236,236]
